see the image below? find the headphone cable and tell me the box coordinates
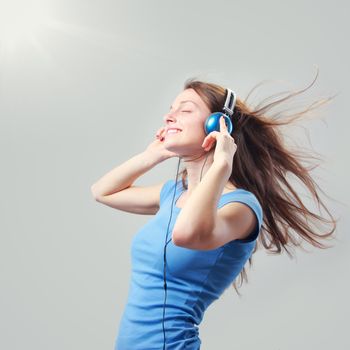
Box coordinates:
[162,151,209,349]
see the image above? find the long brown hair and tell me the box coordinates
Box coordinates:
[180,69,340,296]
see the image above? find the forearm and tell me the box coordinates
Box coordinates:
[91,151,162,197]
[172,160,231,244]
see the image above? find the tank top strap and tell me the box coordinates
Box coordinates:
[160,179,174,207]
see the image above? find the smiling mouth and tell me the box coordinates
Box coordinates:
[166,129,182,137]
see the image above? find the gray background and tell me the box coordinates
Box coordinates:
[1,0,349,349]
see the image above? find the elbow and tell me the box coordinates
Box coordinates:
[171,232,185,247]
[172,222,213,248]
[171,226,191,247]
[90,184,101,200]
[171,228,205,248]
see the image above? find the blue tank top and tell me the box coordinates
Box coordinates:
[115,178,263,350]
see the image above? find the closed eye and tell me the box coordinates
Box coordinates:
[182,110,192,113]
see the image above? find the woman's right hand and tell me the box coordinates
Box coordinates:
[145,126,179,162]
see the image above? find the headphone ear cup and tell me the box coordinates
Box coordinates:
[204,112,233,135]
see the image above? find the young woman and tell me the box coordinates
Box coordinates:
[91,73,338,350]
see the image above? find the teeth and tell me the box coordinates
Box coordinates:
[167,129,181,134]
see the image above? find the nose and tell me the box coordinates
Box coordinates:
[163,112,176,124]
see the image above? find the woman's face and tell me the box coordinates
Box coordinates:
[162,88,212,156]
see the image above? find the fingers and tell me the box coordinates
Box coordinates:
[220,115,231,134]
[156,127,163,137]
[202,131,219,146]
[201,117,234,152]
[219,115,226,130]
[202,132,218,151]
[156,127,166,141]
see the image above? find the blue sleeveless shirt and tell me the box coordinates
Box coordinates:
[115,179,263,350]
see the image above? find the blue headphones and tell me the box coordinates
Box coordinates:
[162,87,237,349]
[204,88,236,135]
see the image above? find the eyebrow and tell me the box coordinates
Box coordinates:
[169,100,199,110]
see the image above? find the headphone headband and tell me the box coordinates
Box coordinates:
[222,88,236,117]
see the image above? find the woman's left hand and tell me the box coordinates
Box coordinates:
[201,115,237,170]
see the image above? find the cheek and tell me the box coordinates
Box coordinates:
[189,119,206,136]
[184,127,205,143]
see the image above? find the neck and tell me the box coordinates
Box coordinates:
[180,150,214,194]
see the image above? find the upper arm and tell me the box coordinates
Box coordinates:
[174,202,258,250]
[209,202,258,248]
[93,181,167,215]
